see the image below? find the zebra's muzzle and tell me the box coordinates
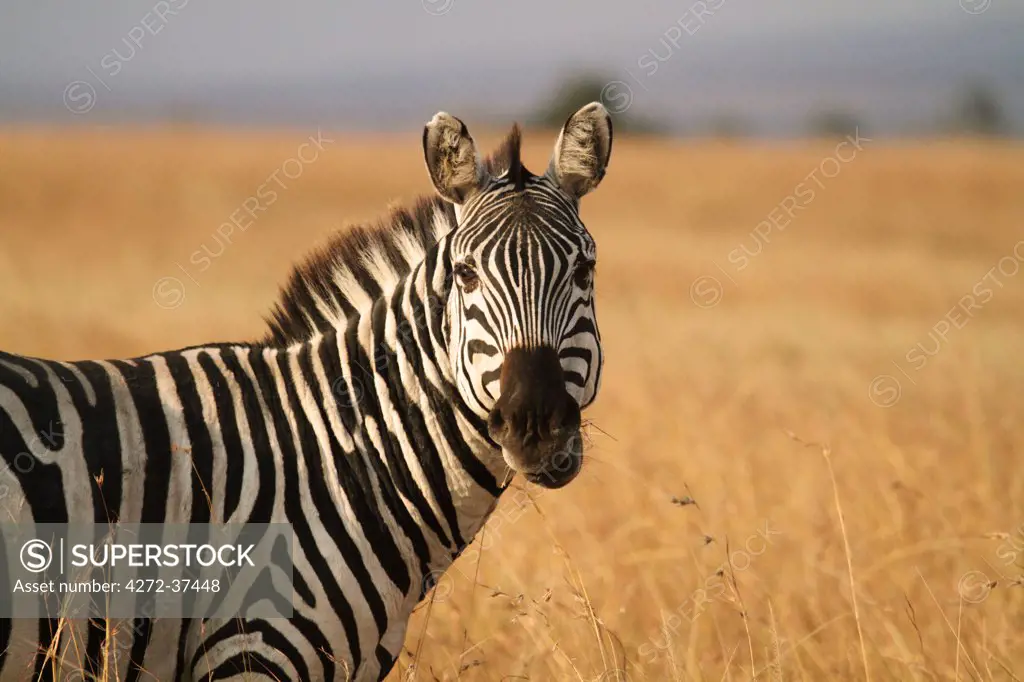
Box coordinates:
[522,432,583,489]
[486,346,584,489]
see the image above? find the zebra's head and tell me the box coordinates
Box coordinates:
[422,102,611,489]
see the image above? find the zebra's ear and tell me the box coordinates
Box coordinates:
[423,112,488,205]
[546,102,613,200]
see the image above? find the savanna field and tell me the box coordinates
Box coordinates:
[1,127,1023,681]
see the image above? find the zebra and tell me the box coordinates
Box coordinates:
[0,101,612,681]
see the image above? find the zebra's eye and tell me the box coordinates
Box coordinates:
[453,261,479,292]
[574,259,596,289]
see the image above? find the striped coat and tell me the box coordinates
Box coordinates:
[0,101,612,681]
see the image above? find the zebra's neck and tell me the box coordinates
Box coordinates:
[296,255,509,591]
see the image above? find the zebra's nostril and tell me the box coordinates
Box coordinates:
[487,410,507,441]
[555,397,581,433]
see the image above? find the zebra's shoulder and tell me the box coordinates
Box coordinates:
[261,195,456,346]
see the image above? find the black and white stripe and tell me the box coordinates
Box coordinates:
[0,102,612,681]
[445,174,604,417]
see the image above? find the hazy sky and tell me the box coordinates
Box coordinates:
[2,1,1021,132]
[2,1,1017,81]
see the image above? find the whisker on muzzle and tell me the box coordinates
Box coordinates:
[500,465,516,489]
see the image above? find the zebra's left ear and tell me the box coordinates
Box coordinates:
[546,102,613,200]
[423,112,489,205]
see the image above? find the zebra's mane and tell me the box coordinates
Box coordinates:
[262,126,524,346]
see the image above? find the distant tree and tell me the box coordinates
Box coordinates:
[807,109,863,138]
[530,74,667,134]
[951,82,1007,136]
[701,112,750,140]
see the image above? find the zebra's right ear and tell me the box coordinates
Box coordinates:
[423,112,488,205]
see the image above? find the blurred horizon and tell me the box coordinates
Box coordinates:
[2,0,1023,137]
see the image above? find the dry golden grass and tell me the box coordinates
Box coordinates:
[1,127,1023,681]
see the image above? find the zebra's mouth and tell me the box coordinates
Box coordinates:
[517,431,583,489]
